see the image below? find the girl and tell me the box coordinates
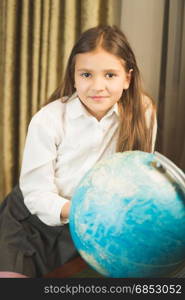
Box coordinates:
[0,25,157,278]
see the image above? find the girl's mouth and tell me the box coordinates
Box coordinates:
[90,96,108,101]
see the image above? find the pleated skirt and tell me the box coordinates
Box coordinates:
[0,185,78,277]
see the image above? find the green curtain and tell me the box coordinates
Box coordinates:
[0,0,121,201]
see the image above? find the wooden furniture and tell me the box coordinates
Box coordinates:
[44,256,88,278]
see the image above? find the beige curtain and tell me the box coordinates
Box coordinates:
[120,0,185,172]
[0,0,121,201]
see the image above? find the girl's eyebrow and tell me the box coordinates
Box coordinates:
[76,68,121,72]
[76,69,91,72]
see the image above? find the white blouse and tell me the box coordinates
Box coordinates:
[19,93,157,226]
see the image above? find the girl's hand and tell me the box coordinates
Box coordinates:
[60,201,71,220]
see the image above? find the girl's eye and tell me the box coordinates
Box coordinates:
[106,73,116,78]
[81,72,91,78]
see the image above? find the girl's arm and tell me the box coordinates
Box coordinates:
[151,112,157,152]
[143,95,157,152]
[19,106,70,226]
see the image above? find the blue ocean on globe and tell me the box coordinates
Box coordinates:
[69,151,185,277]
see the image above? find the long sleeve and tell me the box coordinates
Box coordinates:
[145,104,157,153]
[19,108,69,226]
[151,112,157,152]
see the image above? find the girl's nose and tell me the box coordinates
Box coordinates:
[91,77,105,91]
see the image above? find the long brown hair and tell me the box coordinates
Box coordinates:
[48,25,156,152]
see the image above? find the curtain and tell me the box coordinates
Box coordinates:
[120,0,185,172]
[0,0,121,201]
[157,0,185,171]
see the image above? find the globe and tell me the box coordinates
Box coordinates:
[69,151,185,278]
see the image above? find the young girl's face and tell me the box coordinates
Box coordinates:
[74,48,131,121]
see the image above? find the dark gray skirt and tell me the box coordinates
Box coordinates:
[0,185,78,277]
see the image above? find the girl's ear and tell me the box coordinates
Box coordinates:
[125,68,133,88]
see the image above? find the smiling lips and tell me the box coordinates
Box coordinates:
[90,96,109,100]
